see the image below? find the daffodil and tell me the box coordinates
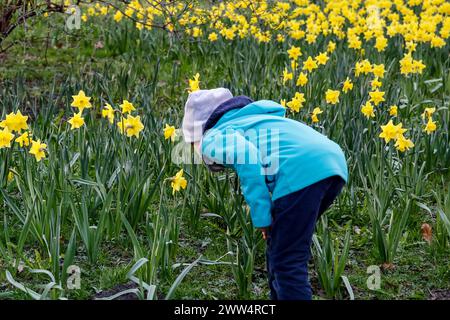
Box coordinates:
[221,28,235,40]
[276,34,285,42]
[117,115,145,138]
[327,41,336,53]
[290,60,298,71]
[361,101,375,119]
[208,32,218,41]
[113,10,123,22]
[7,170,14,183]
[355,60,372,77]
[120,100,136,114]
[71,90,92,112]
[395,134,414,152]
[348,35,362,50]
[311,107,323,123]
[400,53,426,76]
[29,139,47,162]
[0,110,28,132]
[389,105,398,116]
[400,53,414,75]
[370,77,382,89]
[188,73,200,93]
[171,169,187,195]
[421,107,436,119]
[412,59,426,74]
[423,117,437,134]
[369,90,385,105]
[296,72,308,87]
[282,68,293,84]
[406,41,417,52]
[287,45,302,60]
[379,120,406,143]
[68,112,85,130]
[342,78,353,93]
[102,103,115,123]
[15,131,32,147]
[0,127,14,149]
[164,124,176,142]
[315,52,329,65]
[302,56,318,72]
[372,64,385,78]
[286,92,306,112]
[374,36,387,52]
[325,89,340,105]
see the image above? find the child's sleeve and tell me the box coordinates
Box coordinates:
[202,129,272,228]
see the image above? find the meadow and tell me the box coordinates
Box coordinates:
[0,0,449,300]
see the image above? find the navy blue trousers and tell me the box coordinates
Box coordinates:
[266,175,345,300]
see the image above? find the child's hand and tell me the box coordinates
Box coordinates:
[258,227,269,240]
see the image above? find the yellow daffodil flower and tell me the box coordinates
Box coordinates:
[315,52,329,65]
[188,73,200,93]
[7,170,14,183]
[114,10,123,22]
[327,41,336,53]
[164,124,177,141]
[325,89,340,105]
[369,90,385,105]
[171,169,187,195]
[395,134,414,152]
[287,46,302,61]
[296,72,308,87]
[282,68,293,84]
[389,105,398,116]
[361,101,375,119]
[423,117,437,134]
[120,100,136,114]
[286,92,306,113]
[355,60,372,77]
[0,110,28,132]
[15,131,32,147]
[343,78,353,93]
[311,107,323,123]
[68,112,85,130]
[102,103,115,124]
[422,107,436,119]
[371,77,382,89]
[0,127,14,149]
[29,139,47,162]
[379,120,406,143]
[117,115,145,138]
[303,56,318,73]
[372,64,385,78]
[208,32,218,41]
[71,90,92,112]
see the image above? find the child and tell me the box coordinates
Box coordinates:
[182,88,348,300]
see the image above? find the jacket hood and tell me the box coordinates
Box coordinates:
[214,99,286,128]
[201,99,286,173]
[203,98,287,134]
[202,95,253,134]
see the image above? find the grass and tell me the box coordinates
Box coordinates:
[2,211,448,300]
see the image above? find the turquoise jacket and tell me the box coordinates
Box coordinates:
[201,98,348,228]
